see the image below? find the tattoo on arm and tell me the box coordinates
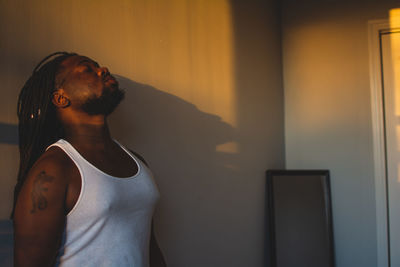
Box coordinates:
[30,171,54,214]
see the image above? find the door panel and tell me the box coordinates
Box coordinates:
[381,30,400,266]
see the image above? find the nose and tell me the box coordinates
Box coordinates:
[98,67,110,77]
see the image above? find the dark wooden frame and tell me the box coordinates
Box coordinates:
[266,170,335,267]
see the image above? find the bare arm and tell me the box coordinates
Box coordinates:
[150,220,167,267]
[13,152,69,267]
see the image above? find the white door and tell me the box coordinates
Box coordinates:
[381,28,400,267]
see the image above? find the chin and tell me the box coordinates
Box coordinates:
[81,87,125,116]
[105,79,119,89]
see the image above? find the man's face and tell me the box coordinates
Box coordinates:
[56,55,125,116]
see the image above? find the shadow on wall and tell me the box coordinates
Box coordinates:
[0,220,12,267]
[0,75,241,265]
[0,75,240,267]
[109,76,244,265]
[0,123,18,145]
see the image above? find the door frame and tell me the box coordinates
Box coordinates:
[368,19,395,267]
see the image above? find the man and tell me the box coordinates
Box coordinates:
[12,52,167,267]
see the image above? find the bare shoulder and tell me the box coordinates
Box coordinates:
[24,146,73,187]
[13,147,75,266]
[15,146,76,217]
[34,146,75,175]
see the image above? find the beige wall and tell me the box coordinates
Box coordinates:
[0,0,284,266]
[282,1,399,266]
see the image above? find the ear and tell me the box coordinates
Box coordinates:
[52,89,70,108]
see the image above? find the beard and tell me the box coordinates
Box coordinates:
[81,86,125,116]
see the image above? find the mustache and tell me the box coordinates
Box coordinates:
[102,74,117,83]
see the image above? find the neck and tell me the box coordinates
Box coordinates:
[62,116,113,149]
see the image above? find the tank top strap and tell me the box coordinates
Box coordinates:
[112,139,146,169]
[46,139,145,178]
[46,139,86,175]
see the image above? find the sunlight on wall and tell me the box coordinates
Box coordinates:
[0,0,236,129]
[216,141,239,153]
[390,8,400,117]
[45,0,237,127]
[389,9,400,182]
[390,8,400,28]
[0,0,237,217]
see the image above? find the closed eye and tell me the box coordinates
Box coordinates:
[82,64,94,73]
[78,63,95,73]
[78,59,100,73]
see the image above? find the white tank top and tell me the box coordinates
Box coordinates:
[47,139,160,267]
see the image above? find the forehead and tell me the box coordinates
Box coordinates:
[55,55,99,87]
[60,55,98,69]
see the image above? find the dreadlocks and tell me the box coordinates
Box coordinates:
[11,52,77,218]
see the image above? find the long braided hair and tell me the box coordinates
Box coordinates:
[11,52,77,218]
